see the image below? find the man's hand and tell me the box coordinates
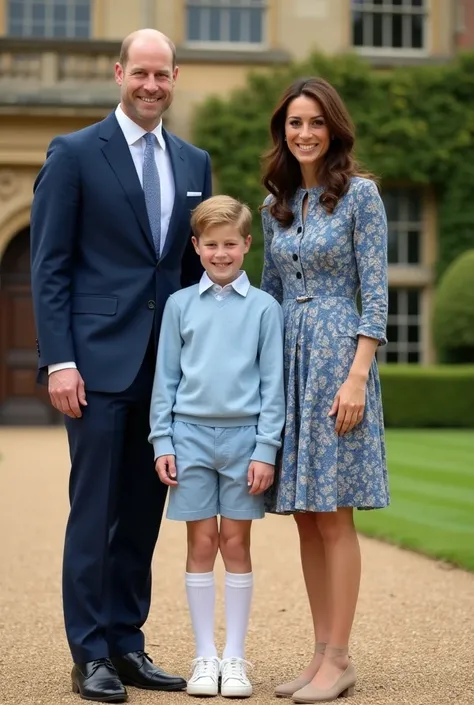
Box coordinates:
[155,455,178,486]
[48,368,87,418]
[247,461,275,495]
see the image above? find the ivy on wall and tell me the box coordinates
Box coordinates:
[193,52,474,283]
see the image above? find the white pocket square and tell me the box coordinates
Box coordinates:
[187,191,202,197]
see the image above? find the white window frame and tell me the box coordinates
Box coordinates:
[351,0,430,57]
[185,0,267,50]
[377,287,424,364]
[7,0,91,39]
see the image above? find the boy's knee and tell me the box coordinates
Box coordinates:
[219,530,250,564]
[187,526,219,564]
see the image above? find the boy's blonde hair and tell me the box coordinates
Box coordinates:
[191,195,252,239]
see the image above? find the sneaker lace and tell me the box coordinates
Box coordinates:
[191,657,219,680]
[221,657,252,682]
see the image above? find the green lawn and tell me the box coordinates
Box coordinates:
[355,430,474,572]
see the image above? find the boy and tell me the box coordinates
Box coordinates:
[148,195,285,698]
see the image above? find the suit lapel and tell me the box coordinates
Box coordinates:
[99,113,155,253]
[161,129,187,262]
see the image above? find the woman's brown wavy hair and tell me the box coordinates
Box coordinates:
[261,77,374,227]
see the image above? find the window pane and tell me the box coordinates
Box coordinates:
[407,192,421,221]
[32,23,46,37]
[9,2,24,21]
[187,7,201,40]
[412,14,423,48]
[408,351,420,363]
[53,23,67,37]
[387,324,398,342]
[408,325,419,343]
[75,23,90,38]
[210,8,221,40]
[75,5,90,23]
[407,230,420,264]
[388,290,398,315]
[383,191,399,222]
[32,1,45,19]
[387,227,399,263]
[373,13,383,47]
[386,351,399,363]
[352,13,363,46]
[249,8,263,42]
[393,0,403,5]
[53,4,67,21]
[392,13,403,47]
[9,19,25,35]
[229,8,242,42]
[407,290,419,315]
[411,0,424,7]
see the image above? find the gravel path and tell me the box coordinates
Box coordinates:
[1,428,473,705]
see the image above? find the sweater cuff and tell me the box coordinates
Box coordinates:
[250,441,278,466]
[153,436,176,460]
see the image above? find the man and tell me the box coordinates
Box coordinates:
[30,29,212,703]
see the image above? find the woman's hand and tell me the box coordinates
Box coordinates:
[328,374,367,436]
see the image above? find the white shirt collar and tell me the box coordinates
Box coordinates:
[115,104,166,151]
[199,270,250,297]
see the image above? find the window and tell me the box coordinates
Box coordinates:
[8,0,91,39]
[186,0,266,45]
[352,0,426,51]
[382,188,422,265]
[377,287,423,363]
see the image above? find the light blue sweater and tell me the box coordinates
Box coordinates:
[148,281,285,465]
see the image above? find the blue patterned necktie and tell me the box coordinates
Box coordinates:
[142,132,161,257]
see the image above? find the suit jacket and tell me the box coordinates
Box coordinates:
[30,111,212,393]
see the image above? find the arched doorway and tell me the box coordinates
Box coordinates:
[0,228,61,425]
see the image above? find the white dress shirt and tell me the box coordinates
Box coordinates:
[49,105,175,375]
[199,271,251,301]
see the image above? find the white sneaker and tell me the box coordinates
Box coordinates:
[220,657,253,698]
[187,656,220,697]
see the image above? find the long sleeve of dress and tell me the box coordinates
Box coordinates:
[353,179,388,345]
[260,198,284,304]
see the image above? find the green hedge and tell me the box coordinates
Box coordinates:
[193,51,474,283]
[379,365,474,428]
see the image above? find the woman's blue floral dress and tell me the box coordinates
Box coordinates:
[261,177,390,513]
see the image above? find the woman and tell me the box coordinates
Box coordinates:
[260,77,389,703]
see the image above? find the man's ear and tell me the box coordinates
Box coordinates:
[191,235,200,254]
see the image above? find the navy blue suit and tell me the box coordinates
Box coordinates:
[30,111,212,663]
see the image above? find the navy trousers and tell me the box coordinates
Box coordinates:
[63,342,167,663]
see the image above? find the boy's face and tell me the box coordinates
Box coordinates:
[192,224,251,287]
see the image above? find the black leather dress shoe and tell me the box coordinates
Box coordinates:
[111,651,187,691]
[71,658,128,702]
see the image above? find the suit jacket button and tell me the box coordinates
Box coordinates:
[147,300,156,310]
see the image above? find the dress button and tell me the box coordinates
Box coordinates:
[296,272,302,279]
[297,226,302,234]
[292,254,298,261]
[147,300,156,310]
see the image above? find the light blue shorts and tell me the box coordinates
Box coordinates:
[166,421,265,522]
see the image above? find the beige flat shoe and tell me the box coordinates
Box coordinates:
[275,643,326,699]
[292,647,356,703]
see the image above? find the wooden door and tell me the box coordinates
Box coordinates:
[0,228,61,425]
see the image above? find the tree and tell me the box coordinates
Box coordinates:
[432,250,474,363]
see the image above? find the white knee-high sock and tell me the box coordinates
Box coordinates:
[222,571,254,660]
[185,572,218,658]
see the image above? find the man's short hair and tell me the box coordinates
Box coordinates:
[119,31,177,69]
[191,195,252,239]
